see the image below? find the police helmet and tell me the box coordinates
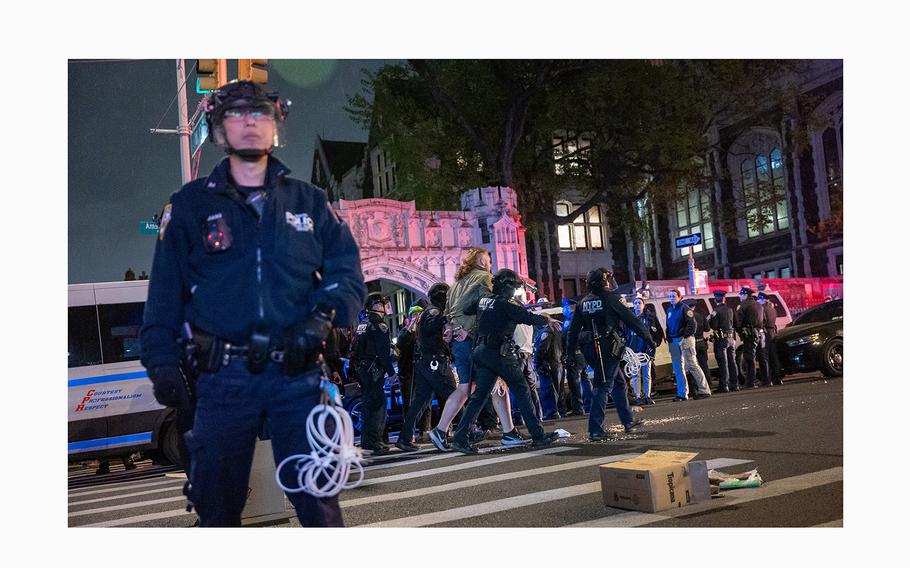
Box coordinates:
[204,80,289,158]
[428,283,450,310]
[492,269,524,298]
[365,292,387,312]
[586,268,616,292]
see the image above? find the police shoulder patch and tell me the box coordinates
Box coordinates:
[686,309,694,317]
[158,203,172,241]
[378,323,389,333]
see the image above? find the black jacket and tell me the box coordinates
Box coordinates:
[735,297,764,330]
[351,314,396,376]
[566,290,651,356]
[140,157,366,369]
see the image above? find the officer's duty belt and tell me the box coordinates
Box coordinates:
[191,327,285,372]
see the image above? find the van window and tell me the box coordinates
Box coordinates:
[98,302,145,364]
[766,294,787,317]
[69,306,102,368]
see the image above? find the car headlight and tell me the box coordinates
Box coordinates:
[786,333,820,347]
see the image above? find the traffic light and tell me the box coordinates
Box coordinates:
[238,59,269,84]
[196,59,221,93]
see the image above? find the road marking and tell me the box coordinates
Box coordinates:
[67,496,187,518]
[813,519,842,527]
[342,453,641,508]
[364,444,512,472]
[70,485,187,506]
[358,446,575,487]
[77,508,196,528]
[566,467,843,527]
[68,479,184,498]
[353,456,755,527]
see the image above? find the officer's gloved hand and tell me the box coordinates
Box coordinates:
[285,303,336,376]
[149,366,191,409]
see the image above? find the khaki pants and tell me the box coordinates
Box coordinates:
[668,336,711,398]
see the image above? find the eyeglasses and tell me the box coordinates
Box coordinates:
[222,108,275,121]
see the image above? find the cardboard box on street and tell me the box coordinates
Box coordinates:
[599,450,709,513]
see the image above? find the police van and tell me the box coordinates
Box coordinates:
[531,290,792,393]
[68,280,182,465]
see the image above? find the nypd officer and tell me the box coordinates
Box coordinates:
[395,283,457,452]
[351,293,397,453]
[566,268,655,441]
[666,290,712,401]
[757,291,782,386]
[450,269,559,454]
[140,80,366,527]
[734,286,764,389]
[707,290,739,392]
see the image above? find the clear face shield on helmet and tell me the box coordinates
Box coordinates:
[205,83,290,158]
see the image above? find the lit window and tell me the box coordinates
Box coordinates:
[742,148,789,238]
[556,202,603,251]
[553,130,592,175]
[675,187,713,258]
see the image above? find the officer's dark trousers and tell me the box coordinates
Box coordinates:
[758,330,781,385]
[713,335,739,391]
[357,362,388,449]
[690,339,711,393]
[563,353,586,414]
[581,344,634,435]
[741,334,759,387]
[755,330,772,385]
[399,357,457,444]
[538,367,561,418]
[185,359,343,527]
[453,346,546,446]
[399,363,430,434]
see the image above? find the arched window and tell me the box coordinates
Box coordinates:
[740,147,789,238]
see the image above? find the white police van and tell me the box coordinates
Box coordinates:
[68,280,182,465]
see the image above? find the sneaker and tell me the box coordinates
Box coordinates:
[643,397,656,405]
[624,418,645,433]
[589,431,612,442]
[451,439,478,455]
[693,392,711,400]
[632,397,642,406]
[531,431,560,448]
[469,428,491,444]
[672,396,688,402]
[395,439,419,452]
[501,429,530,447]
[428,428,451,452]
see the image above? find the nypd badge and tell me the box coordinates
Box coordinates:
[686,309,694,318]
[286,211,314,232]
[158,204,172,241]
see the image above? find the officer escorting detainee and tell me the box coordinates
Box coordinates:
[140,80,366,527]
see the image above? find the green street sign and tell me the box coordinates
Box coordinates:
[140,221,160,235]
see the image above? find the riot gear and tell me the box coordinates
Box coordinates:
[492,269,523,299]
[204,80,289,160]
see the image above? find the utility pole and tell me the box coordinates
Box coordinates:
[176,59,192,185]
[688,245,696,295]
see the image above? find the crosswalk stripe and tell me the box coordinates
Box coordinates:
[364,444,515,472]
[70,485,186,506]
[356,481,600,527]
[342,453,641,508]
[68,496,187,518]
[68,479,184,499]
[352,456,755,527]
[359,446,575,486]
[566,467,843,527]
[77,508,196,528]
[813,519,842,527]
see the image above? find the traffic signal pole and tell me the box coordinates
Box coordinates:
[176,59,192,185]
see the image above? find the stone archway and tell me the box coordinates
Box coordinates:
[336,188,535,297]
[359,256,442,296]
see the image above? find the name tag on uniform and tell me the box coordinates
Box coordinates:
[286,211,314,232]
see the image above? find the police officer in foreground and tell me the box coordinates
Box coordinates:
[140,80,366,527]
[757,291,783,386]
[450,269,559,454]
[566,268,655,441]
[734,286,764,389]
[707,290,739,392]
[351,293,397,453]
[395,283,457,452]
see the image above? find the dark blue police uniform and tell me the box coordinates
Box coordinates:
[140,156,366,527]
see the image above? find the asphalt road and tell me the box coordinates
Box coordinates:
[67,373,842,528]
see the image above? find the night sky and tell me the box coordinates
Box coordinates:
[68,59,393,284]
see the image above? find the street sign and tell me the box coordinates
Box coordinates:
[190,116,209,158]
[140,221,159,235]
[675,233,702,248]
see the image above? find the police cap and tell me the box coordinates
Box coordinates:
[739,286,754,296]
